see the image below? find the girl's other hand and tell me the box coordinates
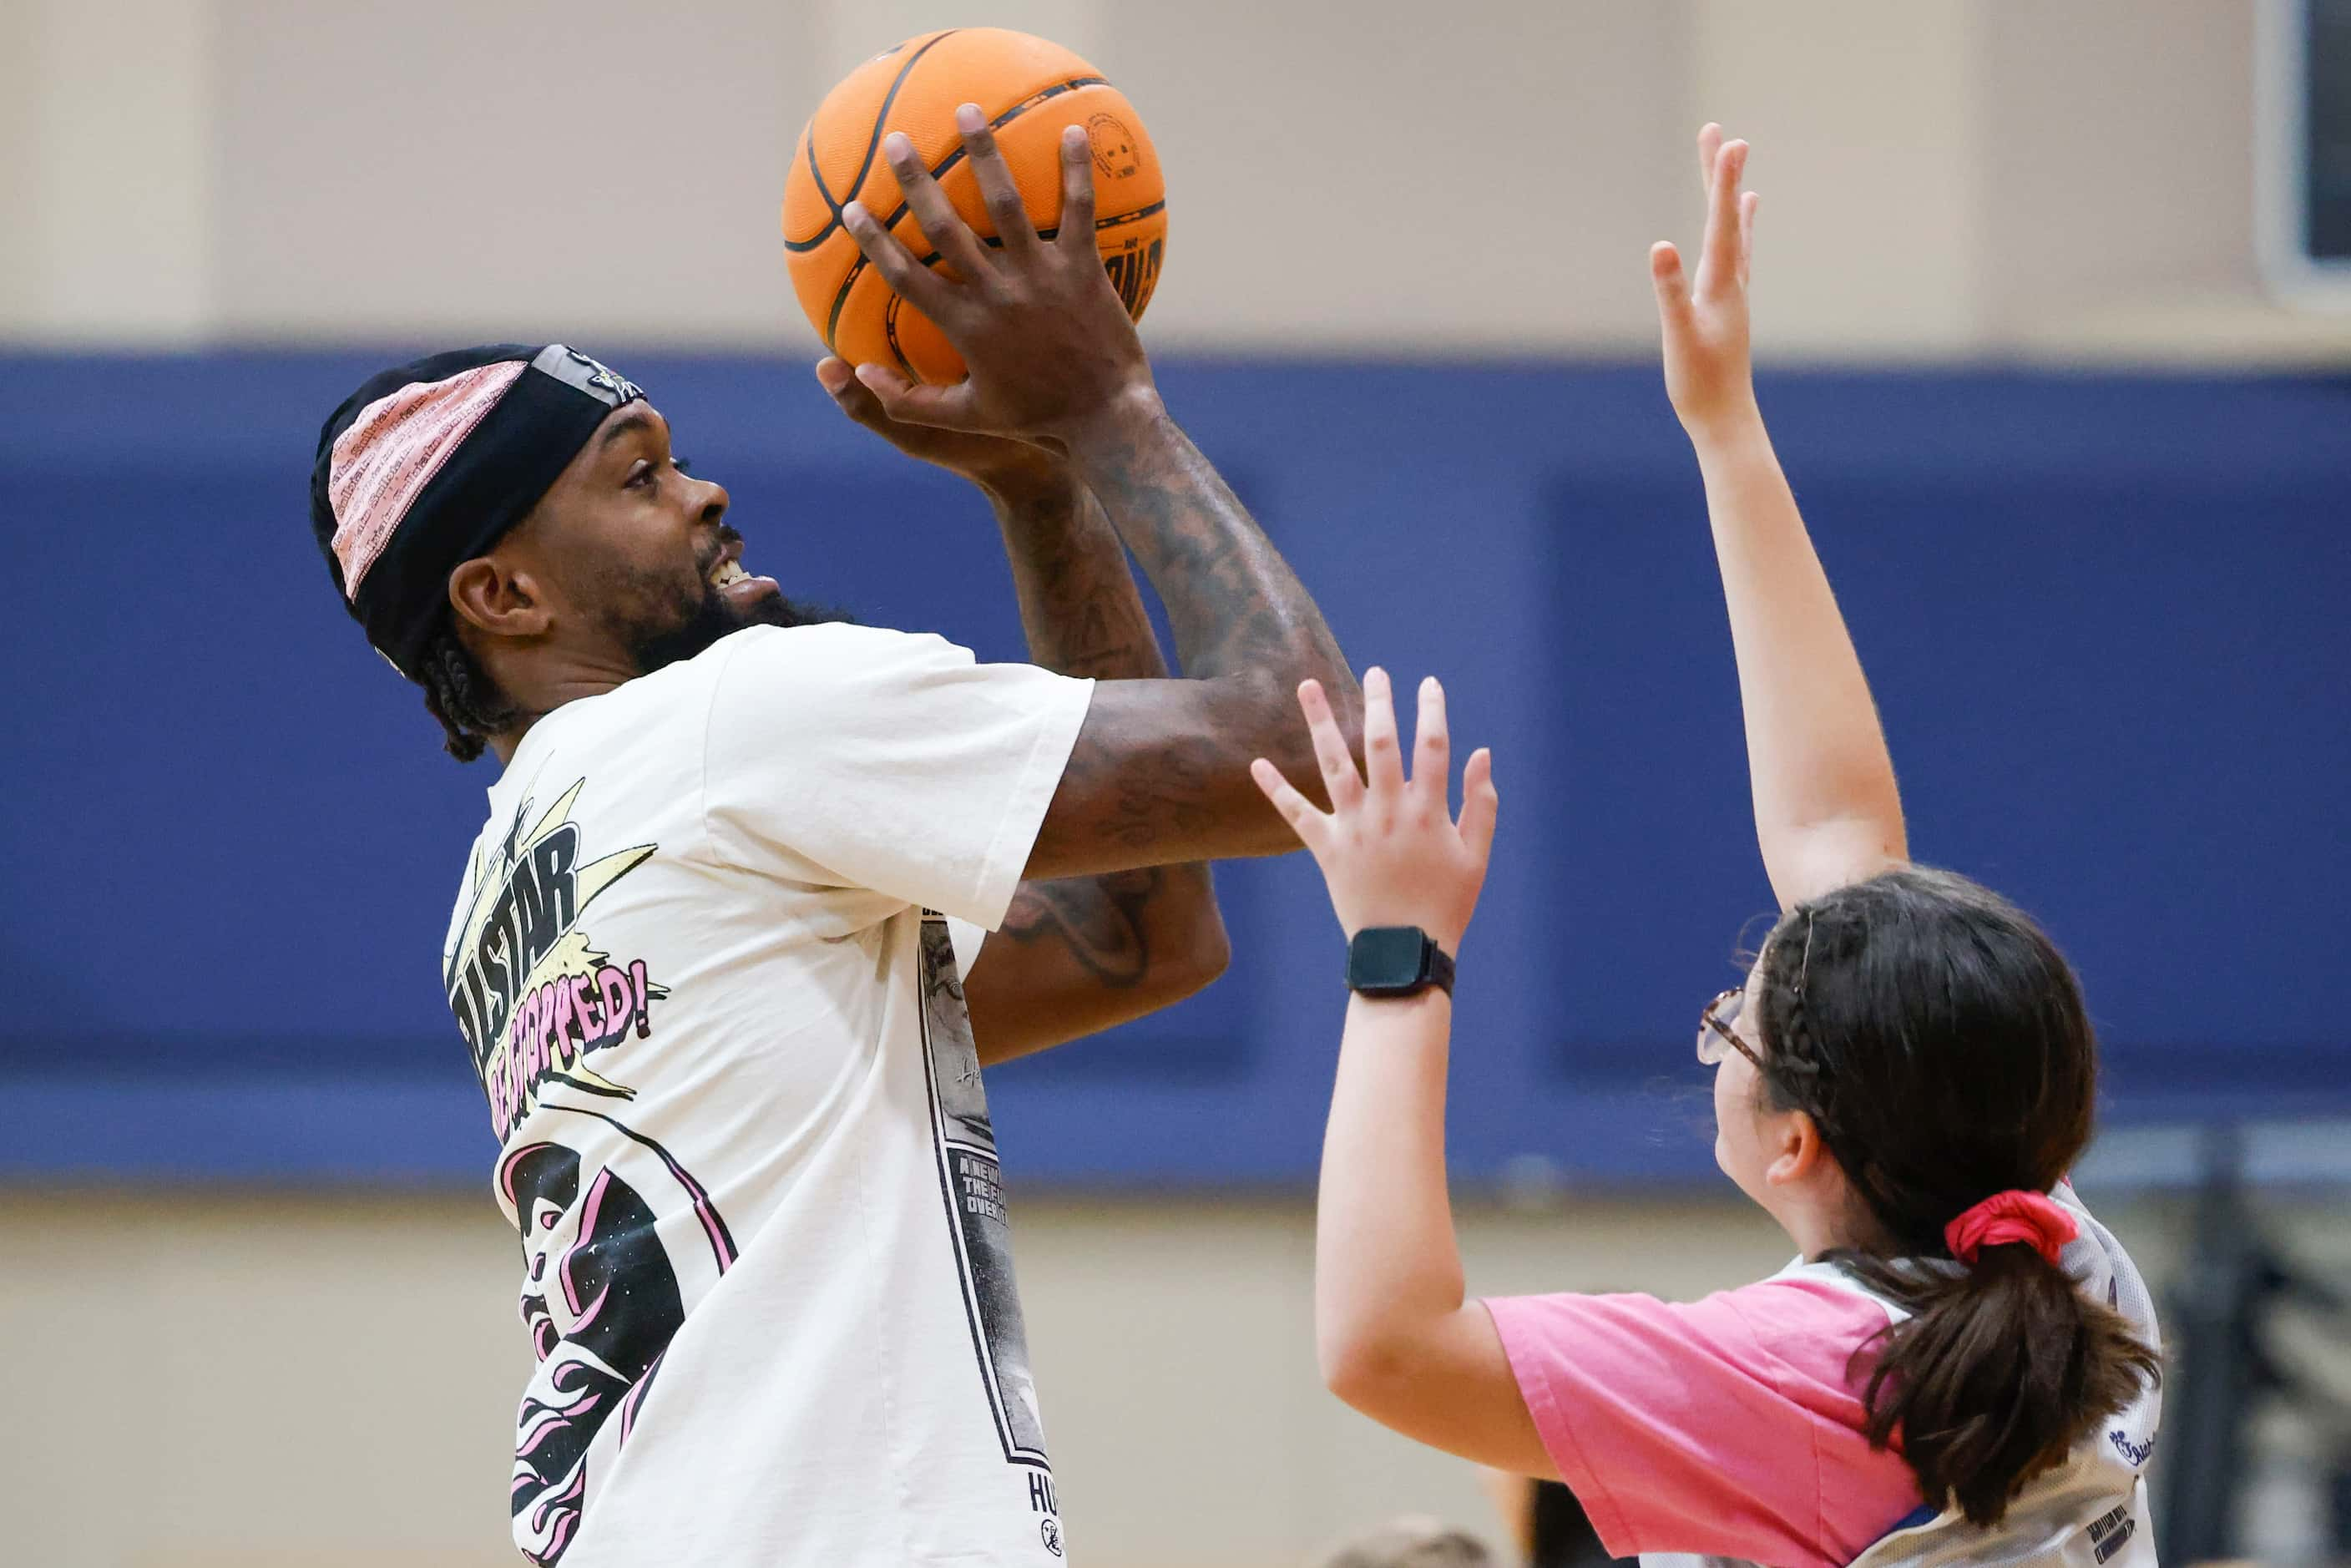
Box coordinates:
[1250,668,1499,956]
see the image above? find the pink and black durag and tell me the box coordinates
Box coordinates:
[309,344,645,678]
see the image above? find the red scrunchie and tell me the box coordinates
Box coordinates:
[1944,1190,2078,1266]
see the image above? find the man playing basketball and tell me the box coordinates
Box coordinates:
[308,117,1359,1567]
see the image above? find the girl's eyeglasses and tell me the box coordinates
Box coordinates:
[1697,987,1766,1071]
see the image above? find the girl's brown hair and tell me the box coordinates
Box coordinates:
[1752,866,2160,1527]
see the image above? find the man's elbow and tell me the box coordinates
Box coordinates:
[1155,913,1231,1005]
[1192,923,1233,989]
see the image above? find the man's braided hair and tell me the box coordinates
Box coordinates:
[416,620,517,763]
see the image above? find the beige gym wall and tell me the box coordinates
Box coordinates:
[0,1182,2265,1568]
[1,0,2338,360]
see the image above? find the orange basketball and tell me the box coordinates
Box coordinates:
[783,28,1166,385]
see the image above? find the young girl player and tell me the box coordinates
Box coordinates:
[1248,127,2163,1567]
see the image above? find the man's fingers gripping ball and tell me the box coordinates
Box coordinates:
[840,196,956,322]
[1056,124,1097,255]
[780,28,1169,386]
[882,124,998,282]
[815,357,895,429]
[957,106,1043,260]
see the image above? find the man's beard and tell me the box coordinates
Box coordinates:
[625,579,852,675]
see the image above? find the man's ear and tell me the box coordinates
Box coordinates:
[447,554,553,640]
[1762,1107,1832,1190]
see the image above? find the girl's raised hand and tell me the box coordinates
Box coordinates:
[1651,124,1762,443]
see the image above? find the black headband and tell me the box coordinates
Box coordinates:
[309,342,645,678]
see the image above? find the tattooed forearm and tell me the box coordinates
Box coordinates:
[1010,401,1363,859]
[1065,400,1355,710]
[986,472,1170,680]
[991,467,1236,855]
[968,857,1224,1065]
[1053,714,1223,847]
[1028,665,1337,867]
[996,868,1163,988]
[964,465,1229,1060]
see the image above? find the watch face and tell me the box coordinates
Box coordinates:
[1349,927,1428,990]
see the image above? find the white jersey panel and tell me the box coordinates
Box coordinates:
[1643,1183,2161,1568]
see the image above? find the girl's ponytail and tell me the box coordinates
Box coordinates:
[1836,1193,2161,1526]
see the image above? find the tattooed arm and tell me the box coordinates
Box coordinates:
[1025,400,1363,874]
[840,111,1364,879]
[812,374,1229,1065]
[966,468,1231,1063]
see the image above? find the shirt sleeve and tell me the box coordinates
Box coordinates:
[948,915,988,979]
[701,624,1093,929]
[1481,1280,1924,1568]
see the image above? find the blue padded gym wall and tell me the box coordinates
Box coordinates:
[3,355,2343,1184]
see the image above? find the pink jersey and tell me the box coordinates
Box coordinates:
[1486,1263,1920,1567]
[1482,1184,2161,1568]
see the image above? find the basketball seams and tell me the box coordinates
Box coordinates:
[882,291,914,379]
[798,135,837,232]
[789,71,1111,254]
[844,30,963,210]
[786,32,1165,377]
[784,28,963,252]
[824,257,868,355]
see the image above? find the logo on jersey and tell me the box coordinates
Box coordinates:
[2086,1503,2138,1564]
[445,779,666,1137]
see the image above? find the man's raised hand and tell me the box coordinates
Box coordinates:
[812,356,1069,499]
[840,106,1158,449]
[1651,124,1762,443]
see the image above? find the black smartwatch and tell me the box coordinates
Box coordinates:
[1346,926,1455,999]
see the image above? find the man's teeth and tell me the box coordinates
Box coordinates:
[710,559,749,587]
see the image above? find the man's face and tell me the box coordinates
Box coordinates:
[503,400,841,674]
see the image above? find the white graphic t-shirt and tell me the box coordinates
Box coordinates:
[438,622,1093,1566]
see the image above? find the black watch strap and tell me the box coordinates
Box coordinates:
[1346,926,1456,998]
